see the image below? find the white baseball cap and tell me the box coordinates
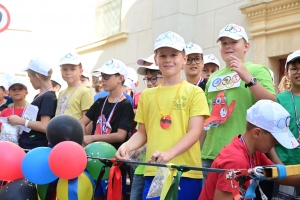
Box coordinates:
[124,78,136,93]
[185,42,203,55]
[217,23,249,43]
[0,78,9,90]
[246,100,299,149]
[81,70,92,81]
[8,77,27,90]
[285,50,300,70]
[154,31,186,52]
[95,59,128,79]
[137,54,155,66]
[51,73,65,87]
[137,64,160,75]
[23,58,52,76]
[127,67,138,84]
[60,52,81,66]
[204,54,220,68]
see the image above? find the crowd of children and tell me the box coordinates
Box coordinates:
[0,22,300,200]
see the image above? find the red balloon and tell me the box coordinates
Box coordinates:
[0,141,25,181]
[49,141,87,179]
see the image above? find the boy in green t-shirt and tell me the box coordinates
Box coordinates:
[201,23,277,184]
[275,50,300,165]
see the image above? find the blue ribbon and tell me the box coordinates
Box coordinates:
[68,177,79,200]
[245,165,287,199]
[275,164,287,180]
[245,177,262,199]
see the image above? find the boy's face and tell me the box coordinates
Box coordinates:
[60,64,83,86]
[287,61,300,87]
[8,84,28,101]
[27,72,39,90]
[80,76,91,88]
[219,37,250,65]
[183,53,203,78]
[154,47,187,78]
[254,128,278,153]
[101,73,123,91]
[144,71,163,88]
[202,63,219,79]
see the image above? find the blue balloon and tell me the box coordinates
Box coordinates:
[22,147,58,184]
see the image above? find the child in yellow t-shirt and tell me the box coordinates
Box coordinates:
[55,52,93,120]
[116,31,210,199]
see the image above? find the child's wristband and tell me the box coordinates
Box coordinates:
[25,120,29,128]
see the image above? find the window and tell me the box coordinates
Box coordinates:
[95,0,122,39]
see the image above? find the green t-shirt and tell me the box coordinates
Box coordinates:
[201,62,275,159]
[134,123,145,175]
[134,153,146,175]
[275,91,300,165]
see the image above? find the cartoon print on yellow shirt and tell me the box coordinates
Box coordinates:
[174,95,187,110]
[203,91,235,130]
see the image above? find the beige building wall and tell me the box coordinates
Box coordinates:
[1,0,298,95]
[77,0,256,92]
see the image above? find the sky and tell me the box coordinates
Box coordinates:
[0,0,96,72]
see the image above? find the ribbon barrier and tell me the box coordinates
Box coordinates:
[1,141,300,200]
[263,164,300,179]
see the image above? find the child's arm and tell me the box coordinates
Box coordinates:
[8,115,51,133]
[80,115,91,136]
[83,128,128,146]
[213,189,233,200]
[85,122,93,135]
[81,110,88,120]
[116,123,147,160]
[267,147,282,164]
[150,115,204,164]
[199,130,207,149]
[229,55,276,101]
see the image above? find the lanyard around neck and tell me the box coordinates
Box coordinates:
[196,77,203,86]
[240,136,255,168]
[34,86,52,100]
[12,104,28,118]
[100,93,124,134]
[58,83,80,114]
[290,89,300,136]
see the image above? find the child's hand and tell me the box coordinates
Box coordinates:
[7,115,22,126]
[148,150,173,164]
[229,55,252,82]
[116,143,130,160]
[83,135,94,146]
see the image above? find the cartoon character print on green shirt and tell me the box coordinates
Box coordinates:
[203,91,236,130]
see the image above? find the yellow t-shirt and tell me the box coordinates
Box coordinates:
[135,80,210,179]
[56,84,94,120]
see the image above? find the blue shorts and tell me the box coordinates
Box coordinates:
[142,176,202,200]
[94,179,109,197]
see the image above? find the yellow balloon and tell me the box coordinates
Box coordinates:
[56,171,94,200]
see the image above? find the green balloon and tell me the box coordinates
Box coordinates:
[84,142,117,180]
